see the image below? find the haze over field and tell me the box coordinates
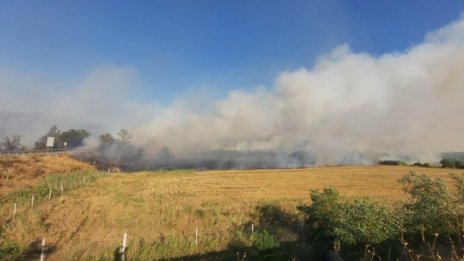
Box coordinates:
[1,2,464,167]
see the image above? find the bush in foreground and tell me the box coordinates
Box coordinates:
[298,188,400,259]
[299,171,464,260]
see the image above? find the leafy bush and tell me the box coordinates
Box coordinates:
[400,172,455,234]
[451,173,464,202]
[336,199,399,245]
[252,229,280,251]
[299,172,464,259]
[0,238,25,260]
[297,187,342,248]
[229,227,280,252]
[298,188,400,258]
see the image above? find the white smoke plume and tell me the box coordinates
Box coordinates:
[135,17,464,165]
[2,17,464,167]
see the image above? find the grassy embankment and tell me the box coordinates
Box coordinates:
[0,155,462,260]
[0,154,94,195]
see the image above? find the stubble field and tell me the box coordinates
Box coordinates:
[0,155,461,260]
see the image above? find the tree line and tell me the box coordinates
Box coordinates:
[0,125,90,152]
[0,125,134,153]
[0,125,151,170]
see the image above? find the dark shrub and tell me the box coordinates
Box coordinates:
[378,160,407,166]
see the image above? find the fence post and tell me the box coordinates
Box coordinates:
[13,203,17,218]
[251,223,254,234]
[40,238,46,261]
[121,233,128,253]
[195,227,199,245]
[48,188,52,200]
[31,195,35,208]
[60,184,64,196]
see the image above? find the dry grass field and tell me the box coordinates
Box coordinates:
[1,156,463,260]
[0,154,95,194]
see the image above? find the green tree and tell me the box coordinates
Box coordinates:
[117,129,133,143]
[98,133,116,149]
[440,159,456,168]
[60,129,90,148]
[34,125,61,150]
[97,130,143,169]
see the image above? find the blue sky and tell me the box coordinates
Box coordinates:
[1,0,464,104]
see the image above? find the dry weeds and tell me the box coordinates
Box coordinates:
[2,165,462,260]
[0,154,94,195]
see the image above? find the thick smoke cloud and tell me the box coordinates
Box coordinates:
[136,17,464,166]
[2,17,464,167]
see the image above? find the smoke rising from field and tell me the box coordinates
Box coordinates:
[135,17,464,166]
[2,17,464,167]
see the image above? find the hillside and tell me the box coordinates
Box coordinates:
[0,162,461,260]
[0,154,95,195]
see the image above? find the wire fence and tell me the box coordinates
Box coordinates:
[0,147,96,157]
